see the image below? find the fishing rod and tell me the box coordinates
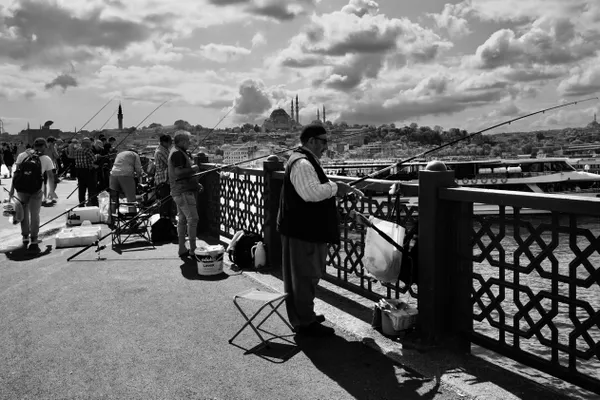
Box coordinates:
[183,126,374,181]
[57,97,116,179]
[348,96,599,187]
[188,106,235,155]
[40,100,171,229]
[66,97,115,144]
[98,107,118,131]
[67,127,373,261]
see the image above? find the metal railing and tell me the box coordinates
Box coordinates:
[195,160,600,394]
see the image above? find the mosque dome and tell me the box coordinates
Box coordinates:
[269,108,291,120]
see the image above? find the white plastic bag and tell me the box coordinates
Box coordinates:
[97,191,110,223]
[363,216,405,283]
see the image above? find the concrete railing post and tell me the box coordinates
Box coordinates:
[263,155,284,269]
[195,154,220,241]
[418,166,473,352]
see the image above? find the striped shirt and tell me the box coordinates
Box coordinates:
[154,144,170,185]
[74,147,96,169]
[288,148,338,202]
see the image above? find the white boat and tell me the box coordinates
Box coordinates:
[385,158,600,215]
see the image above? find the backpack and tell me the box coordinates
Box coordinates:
[151,217,177,243]
[13,151,43,194]
[228,230,262,269]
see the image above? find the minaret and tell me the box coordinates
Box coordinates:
[295,95,299,124]
[323,105,326,123]
[317,108,320,121]
[117,103,123,130]
[291,100,294,122]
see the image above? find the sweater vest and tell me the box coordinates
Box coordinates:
[276,148,340,244]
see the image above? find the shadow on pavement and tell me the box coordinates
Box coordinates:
[179,259,229,281]
[295,333,441,400]
[3,245,53,261]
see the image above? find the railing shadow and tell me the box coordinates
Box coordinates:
[295,333,442,400]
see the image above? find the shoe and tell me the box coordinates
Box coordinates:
[297,322,334,337]
[178,249,191,258]
[316,314,326,323]
[27,244,41,253]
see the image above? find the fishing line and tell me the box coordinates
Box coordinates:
[349,96,599,191]
[40,99,170,229]
[187,105,235,156]
[67,127,373,260]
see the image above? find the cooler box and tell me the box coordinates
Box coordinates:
[66,206,101,226]
[55,225,102,248]
[194,245,225,276]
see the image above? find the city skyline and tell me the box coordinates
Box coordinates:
[0,0,599,134]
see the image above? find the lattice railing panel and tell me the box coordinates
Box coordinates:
[324,195,420,301]
[218,170,264,238]
[470,206,600,390]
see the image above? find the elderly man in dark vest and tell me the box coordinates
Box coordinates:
[277,124,362,337]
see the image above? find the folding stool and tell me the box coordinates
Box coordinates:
[229,289,294,352]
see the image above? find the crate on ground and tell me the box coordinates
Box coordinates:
[55,223,102,248]
[378,298,418,335]
[66,206,101,226]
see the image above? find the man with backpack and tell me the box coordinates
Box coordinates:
[8,137,56,251]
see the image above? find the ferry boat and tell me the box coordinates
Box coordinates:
[326,157,600,214]
[390,157,600,194]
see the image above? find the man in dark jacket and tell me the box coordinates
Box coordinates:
[277,125,362,337]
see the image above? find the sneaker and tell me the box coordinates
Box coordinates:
[297,322,335,337]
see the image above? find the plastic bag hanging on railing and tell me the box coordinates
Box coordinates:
[363,216,405,283]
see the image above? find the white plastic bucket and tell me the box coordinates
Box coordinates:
[194,245,225,276]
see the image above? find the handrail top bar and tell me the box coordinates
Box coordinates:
[441,187,600,216]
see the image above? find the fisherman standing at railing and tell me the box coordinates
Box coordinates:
[154,134,175,224]
[277,124,363,338]
[74,137,99,207]
[169,130,203,259]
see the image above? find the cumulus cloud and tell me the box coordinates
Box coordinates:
[428,3,471,38]
[557,63,600,97]
[233,79,272,117]
[486,102,521,118]
[0,1,151,67]
[251,32,266,47]
[315,53,385,91]
[341,0,379,17]
[336,88,505,125]
[44,73,78,91]
[274,2,452,92]
[471,17,597,70]
[207,0,318,21]
[199,43,251,63]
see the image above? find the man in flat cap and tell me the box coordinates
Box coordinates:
[277,124,362,337]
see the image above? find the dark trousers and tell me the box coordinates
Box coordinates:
[77,168,98,206]
[156,183,174,219]
[281,235,328,329]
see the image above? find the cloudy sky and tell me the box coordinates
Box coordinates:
[1,0,599,134]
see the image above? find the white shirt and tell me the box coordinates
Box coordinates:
[15,150,54,175]
[288,149,338,202]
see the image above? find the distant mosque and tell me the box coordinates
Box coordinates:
[262,95,328,131]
